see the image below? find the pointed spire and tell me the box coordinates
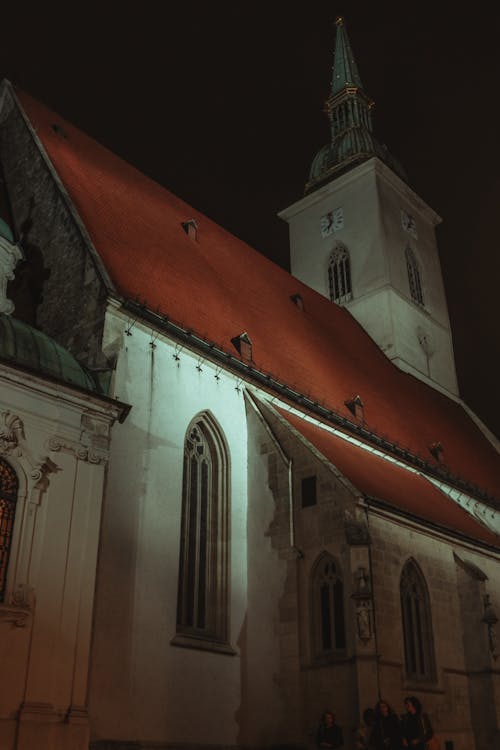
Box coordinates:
[331,17,364,96]
[305,18,406,194]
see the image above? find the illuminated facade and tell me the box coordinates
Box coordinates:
[0,18,498,750]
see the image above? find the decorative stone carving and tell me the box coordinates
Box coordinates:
[483,594,498,659]
[344,509,370,545]
[0,235,23,314]
[355,600,373,642]
[30,457,59,491]
[417,326,434,358]
[0,584,34,627]
[353,566,371,597]
[80,412,111,463]
[48,412,111,464]
[0,410,25,455]
[352,566,374,643]
[0,412,57,492]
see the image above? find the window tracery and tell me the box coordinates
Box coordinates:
[312,553,346,658]
[328,243,352,304]
[400,559,436,681]
[0,458,18,602]
[176,414,229,645]
[405,245,424,305]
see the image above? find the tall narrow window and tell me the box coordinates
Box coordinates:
[176,414,229,645]
[312,553,346,658]
[0,458,18,602]
[400,559,436,681]
[328,243,352,304]
[405,246,424,305]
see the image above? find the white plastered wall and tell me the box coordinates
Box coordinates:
[90,306,287,746]
[0,366,119,750]
[280,158,458,396]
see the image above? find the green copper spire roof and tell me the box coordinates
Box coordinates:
[331,16,364,95]
[305,18,406,194]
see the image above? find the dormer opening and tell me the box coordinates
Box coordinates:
[290,293,304,311]
[345,394,364,422]
[231,332,253,361]
[181,219,198,241]
[51,123,68,139]
[429,442,444,462]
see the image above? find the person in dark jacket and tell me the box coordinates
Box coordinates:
[316,710,344,749]
[401,696,434,749]
[371,700,404,750]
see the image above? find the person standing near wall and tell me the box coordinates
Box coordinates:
[316,710,344,749]
[371,700,404,750]
[401,697,435,750]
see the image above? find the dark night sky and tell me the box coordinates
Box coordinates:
[1,3,500,438]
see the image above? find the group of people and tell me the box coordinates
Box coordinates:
[317,697,436,750]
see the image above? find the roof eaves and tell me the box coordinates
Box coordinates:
[122,297,500,508]
[364,494,500,553]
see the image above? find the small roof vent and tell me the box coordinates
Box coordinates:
[51,123,68,139]
[429,442,444,462]
[231,331,252,361]
[181,219,198,241]
[345,394,364,421]
[290,293,304,311]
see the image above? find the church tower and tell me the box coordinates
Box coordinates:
[279,17,458,397]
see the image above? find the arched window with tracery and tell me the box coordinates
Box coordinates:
[400,559,436,681]
[176,414,229,645]
[405,246,424,305]
[312,553,346,658]
[0,458,18,602]
[328,243,352,304]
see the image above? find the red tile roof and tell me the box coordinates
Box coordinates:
[16,90,500,501]
[274,407,499,548]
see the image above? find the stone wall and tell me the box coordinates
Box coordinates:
[0,84,109,367]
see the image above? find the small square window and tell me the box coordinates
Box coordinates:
[301,476,317,508]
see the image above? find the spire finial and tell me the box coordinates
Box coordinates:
[331,17,363,95]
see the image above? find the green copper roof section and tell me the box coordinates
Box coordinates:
[0,314,100,393]
[305,17,406,194]
[331,17,364,95]
[0,218,14,243]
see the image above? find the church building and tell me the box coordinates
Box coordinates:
[0,17,498,750]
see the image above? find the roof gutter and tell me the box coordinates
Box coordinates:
[121,298,500,508]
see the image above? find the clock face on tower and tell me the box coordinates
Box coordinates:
[401,209,418,239]
[321,207,344,238]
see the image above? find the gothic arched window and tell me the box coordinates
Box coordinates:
[328,243,352,304]
[312,553,346,658]
[176,414,229,644]
[400,559,436,681]
[0,458,18,602]
[405,246,424,306]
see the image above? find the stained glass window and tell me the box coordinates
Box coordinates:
[0,458,18,602]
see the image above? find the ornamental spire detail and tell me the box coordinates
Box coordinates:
[305,17,405,194]
[331,16,364,95]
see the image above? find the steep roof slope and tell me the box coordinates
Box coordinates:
[274,406,499,548]
[16,90,500,500]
